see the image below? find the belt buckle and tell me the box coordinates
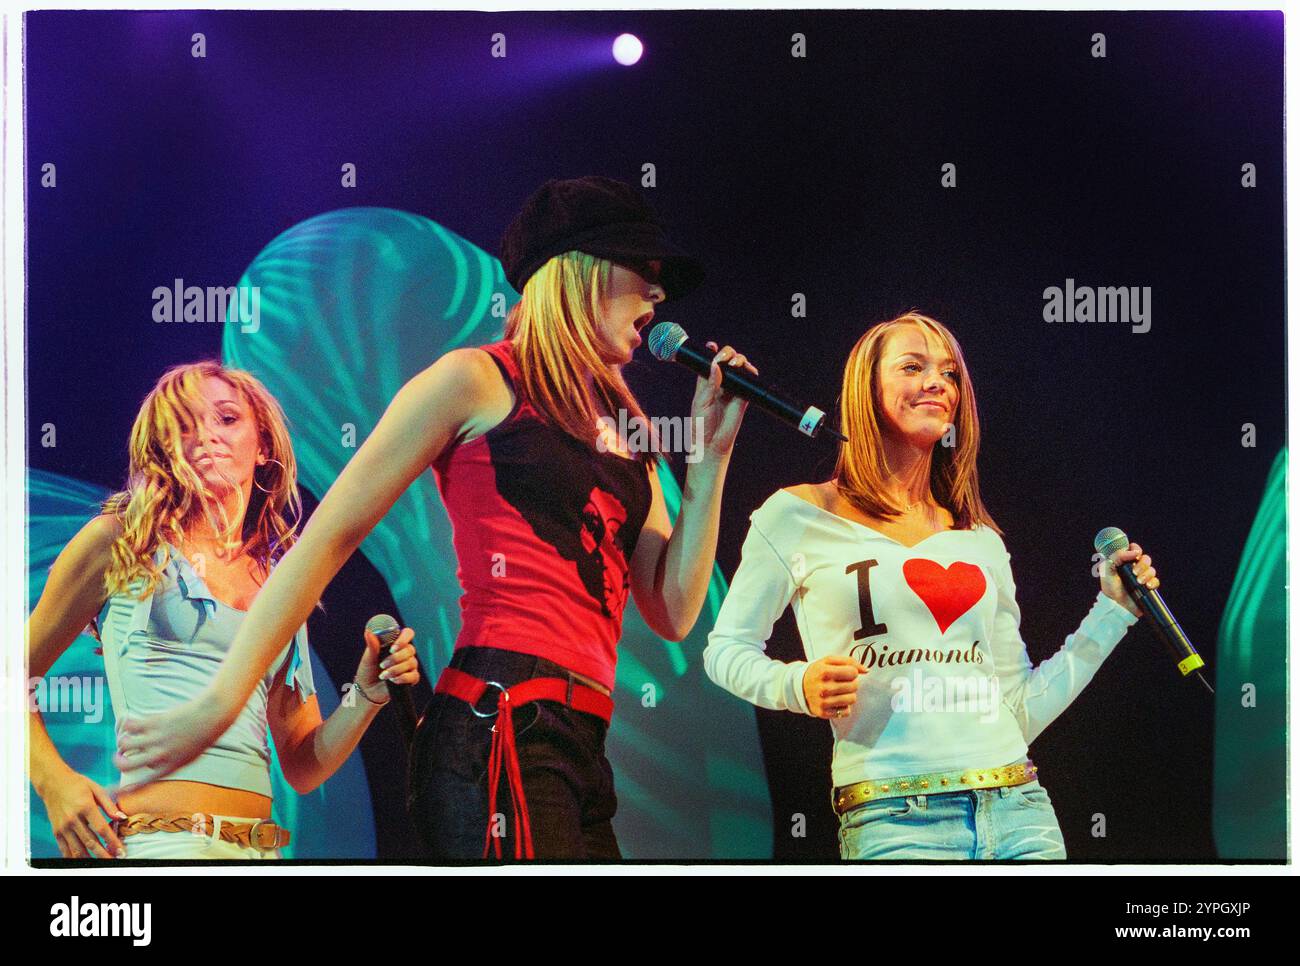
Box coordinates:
[469,680,508,718]
[246,819,275,852]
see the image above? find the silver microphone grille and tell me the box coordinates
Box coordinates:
[647,321,688,362]
[365,613,401,645]
[1093,527,1129,558]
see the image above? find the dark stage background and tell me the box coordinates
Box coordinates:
[26,9,1284,860]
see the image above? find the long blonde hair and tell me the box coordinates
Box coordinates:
[101,361,302,599]
[834,312,1001,534]
[504,250,655,465]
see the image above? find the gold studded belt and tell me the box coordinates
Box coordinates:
[112,813,290,852]
[832,760,1038,815]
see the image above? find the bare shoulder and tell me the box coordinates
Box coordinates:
[781,481,830,509]
[27,513,124,671]
[40,513,120,606]
[72,513,123,564]
[397,347,512,431]
[418,346,500,392]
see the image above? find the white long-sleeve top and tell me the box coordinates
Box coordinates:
[704,489,1139,787]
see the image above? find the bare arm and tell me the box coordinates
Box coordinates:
[629,343,753,642]
[116,349,495,778]
[27,514,128,858]
[631,458,731,641]
[268,627,419,794]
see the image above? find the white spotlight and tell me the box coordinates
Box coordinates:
[612,34,643,66]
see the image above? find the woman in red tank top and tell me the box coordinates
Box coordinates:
[117,176,756,860]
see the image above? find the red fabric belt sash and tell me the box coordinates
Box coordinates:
[434,666,614,859]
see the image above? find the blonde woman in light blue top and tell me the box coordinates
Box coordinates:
[27,361,420,859]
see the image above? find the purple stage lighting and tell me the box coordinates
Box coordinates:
[612,33,643,66]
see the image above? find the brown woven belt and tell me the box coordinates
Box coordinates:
[112,813,290,852]
[833,760,1038,815]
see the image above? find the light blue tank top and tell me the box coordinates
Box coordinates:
[96,543,315,797]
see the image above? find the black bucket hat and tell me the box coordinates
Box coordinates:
[499,176,705,300]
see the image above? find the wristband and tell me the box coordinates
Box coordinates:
[352,679,389,706]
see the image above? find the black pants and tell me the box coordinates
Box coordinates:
[407,646,621,861]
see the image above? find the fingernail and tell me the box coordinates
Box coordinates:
[115,850,126,859]
[117,811,127,820]
[389,644,399,653]
[379,670,390,681]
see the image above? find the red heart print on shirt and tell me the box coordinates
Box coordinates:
[902,559,987,634]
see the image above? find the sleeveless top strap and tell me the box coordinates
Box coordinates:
[477,340,537,425]
[98,544,313,704]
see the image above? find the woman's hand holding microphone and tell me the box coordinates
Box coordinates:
[1101,542,1159,618]
[353,625,420,704]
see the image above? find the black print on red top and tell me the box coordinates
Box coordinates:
[580,486,631,616]
[487,426,649,619]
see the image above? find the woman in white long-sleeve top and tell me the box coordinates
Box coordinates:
[704,312,1160,860]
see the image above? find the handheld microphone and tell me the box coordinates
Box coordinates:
[1093,527,1212,693]
[647,322,846,442]
[365,614,418,744]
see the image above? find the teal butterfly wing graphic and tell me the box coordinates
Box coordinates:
[1212,446,1286,859]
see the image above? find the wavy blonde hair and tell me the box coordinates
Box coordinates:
[834,312,1001,534]
[101,361,302,599]
[504,250,655,465]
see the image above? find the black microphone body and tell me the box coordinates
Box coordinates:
[1094,527,1205,678]
[1115,561,1203,674]
[648,323,846,442]
[365,614,418,745]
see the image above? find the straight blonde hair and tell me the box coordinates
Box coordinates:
[504,250,655,466]
[834,312,1001,534]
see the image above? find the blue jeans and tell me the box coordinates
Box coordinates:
[407,646,620,861]
[837,778,1068,860]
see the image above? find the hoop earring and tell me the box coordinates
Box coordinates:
[253,457,286,495]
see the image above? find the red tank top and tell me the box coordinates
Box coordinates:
[431,340,653,689]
